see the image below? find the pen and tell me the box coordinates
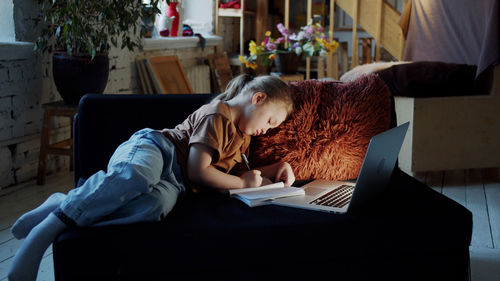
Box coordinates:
[241,153,251,171]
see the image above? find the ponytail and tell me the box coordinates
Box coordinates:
[213,74,254,101]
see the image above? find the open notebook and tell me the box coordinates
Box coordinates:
[229,182,305,207]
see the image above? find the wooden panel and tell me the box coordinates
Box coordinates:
[339,41,349,75]
[466,169,493,248]
[271,72,304,83]
[337,0,404,60]
[306,0,312,79]
[208,52,233,93]
[148,56,193,94]
[284,0,290,28]
[360,38,372,64]
[218,8,243,17]
[239,0,245,58]
[375,0,383,61]
[326,0,337,79]
[255,0,268,45]
[396,66,500,173]
[350,0,359,68]
[317,57,325,79]
[411,96,500,171]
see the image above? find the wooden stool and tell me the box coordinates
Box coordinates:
[37,101,78,185]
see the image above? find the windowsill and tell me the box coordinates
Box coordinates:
[0,41,34,60]
[141,35,222,51]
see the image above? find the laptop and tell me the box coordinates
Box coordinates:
[272,122,409,214]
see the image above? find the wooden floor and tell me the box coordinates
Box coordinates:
[0,169,499,281]
[414,168,500,281]
[0,171,73,281]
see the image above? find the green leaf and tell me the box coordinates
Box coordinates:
[303,42,315,57]
[33,0,154,55]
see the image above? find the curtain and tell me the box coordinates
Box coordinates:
[403,0,500,78]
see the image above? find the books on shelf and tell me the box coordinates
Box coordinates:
[229,182,305,207]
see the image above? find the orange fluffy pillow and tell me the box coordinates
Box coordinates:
[251,74,392,181]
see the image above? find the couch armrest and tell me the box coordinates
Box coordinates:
[73,93,213,184]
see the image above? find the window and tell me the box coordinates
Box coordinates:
[141,0,221,50]
[182,0,213,35]
[0,0,15,42]
[144,0,214,37]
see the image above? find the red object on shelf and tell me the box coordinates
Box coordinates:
[159,29,170,37]
[219,0,241,9]
[166,2,179,37]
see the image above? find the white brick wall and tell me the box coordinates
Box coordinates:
[0,97,12,141]
[0,146,14,187]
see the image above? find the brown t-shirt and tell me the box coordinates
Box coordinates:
[162,101,250,191]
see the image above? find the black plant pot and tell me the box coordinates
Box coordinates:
[275,51,302,74]
[52,52,110,105]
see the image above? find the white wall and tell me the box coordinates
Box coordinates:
[182,0,214,35]
[0,0,15,42]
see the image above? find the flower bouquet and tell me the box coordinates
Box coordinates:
[239,20,339,73]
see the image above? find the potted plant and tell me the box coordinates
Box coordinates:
[239,20,339,74]
[33,0,160,104]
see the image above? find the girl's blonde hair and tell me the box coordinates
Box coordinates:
[213,74,294,115]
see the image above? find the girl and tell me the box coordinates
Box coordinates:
[8,74,295,281]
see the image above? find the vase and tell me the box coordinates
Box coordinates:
[52,52,109,104]
[166,2,179,37]
[275,52,302,74]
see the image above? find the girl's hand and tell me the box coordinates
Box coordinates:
[274,162,295,186]
[241,170,263,188]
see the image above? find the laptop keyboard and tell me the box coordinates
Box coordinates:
[309,184,354,208]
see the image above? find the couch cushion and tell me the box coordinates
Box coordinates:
[376,61,485,97]
[251,74,392,181]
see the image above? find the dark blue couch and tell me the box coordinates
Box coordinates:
[53,93,472,281]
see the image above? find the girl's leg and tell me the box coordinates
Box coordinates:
[11,192,66,239]
[94,178,182,226]
[8,129,169,281]
[60,129,166,226]
[8,213,67,281]
[91,130,185,226]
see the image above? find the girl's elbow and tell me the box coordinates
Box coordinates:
[187,165,201,183]
[187,161,209,184]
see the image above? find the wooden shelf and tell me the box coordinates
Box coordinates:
[218,8,256,17]
[218,8,242,17]
[228,55,242,66]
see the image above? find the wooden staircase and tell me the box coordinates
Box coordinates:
[335,0,406,65]
[281,0,406,78]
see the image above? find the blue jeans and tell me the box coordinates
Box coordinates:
[60,129,186,227]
